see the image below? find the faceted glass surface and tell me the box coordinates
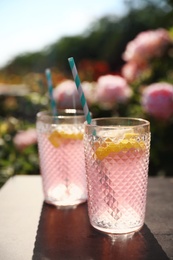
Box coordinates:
[36,110,87,207]
[84,118,150,234]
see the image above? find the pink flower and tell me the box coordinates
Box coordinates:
[53,80,81,109]
[13,128,37,151]
[122,28,171,64]
[96,75,132,108]
[141,82,173,120]
[121,62,148,83]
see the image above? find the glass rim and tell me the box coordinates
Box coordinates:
[84,117,150,128]
[37,109,85,120]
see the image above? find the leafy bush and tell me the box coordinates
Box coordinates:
[0,92,48,187]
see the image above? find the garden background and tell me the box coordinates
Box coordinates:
[0,0,173,187]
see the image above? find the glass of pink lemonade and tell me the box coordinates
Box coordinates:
[36,109,87,207]
[84,117,150,234]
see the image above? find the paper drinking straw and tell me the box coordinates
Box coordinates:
[68,57,92,124]
[45,68,58,117]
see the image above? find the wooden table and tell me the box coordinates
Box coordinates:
[0,176,173,260]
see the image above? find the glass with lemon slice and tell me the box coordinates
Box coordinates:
[84,117,150,234]
[36,109,87,207]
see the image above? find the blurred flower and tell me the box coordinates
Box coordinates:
[96,75,132,108]
[141,82,173,120]
[53,80,81,109]
[0,122,8,136]
[79,59,110,81]
[4,97,18,111]
[121,62,149,83]
[0,117,19,136]
[13,128,37,151]
[82,81,98,106]
[122,28,172,65]
[28,92,43,105]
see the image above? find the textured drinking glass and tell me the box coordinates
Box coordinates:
[84,117,150,234]
[36,109,87,207]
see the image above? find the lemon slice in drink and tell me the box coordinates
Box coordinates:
[48,130,61,148]
[49,130,83,147]
[95,131,145,160]
[58,131,83,140]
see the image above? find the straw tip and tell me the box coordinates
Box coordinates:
[68,57,74,65]
[68,57,73,61]
[45,68,50,74]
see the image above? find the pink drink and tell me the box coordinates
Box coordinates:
[84,118,150,234]
[36,111,87,207]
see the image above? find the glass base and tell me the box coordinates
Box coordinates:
[91,222,143,235]
[44,184,87,207]
[44,197,87,208]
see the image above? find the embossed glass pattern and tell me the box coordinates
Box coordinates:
[84,118,150,234]
[36,110,87,207]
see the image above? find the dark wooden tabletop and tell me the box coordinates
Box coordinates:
[0,176,173,260]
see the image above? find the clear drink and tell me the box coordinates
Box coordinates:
[36,110,87,207]
[84,118,150,234]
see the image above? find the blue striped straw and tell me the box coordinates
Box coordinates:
[68,57,92,124]
[45,68,58,117]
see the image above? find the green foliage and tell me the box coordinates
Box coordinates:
[0,93,48,187]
